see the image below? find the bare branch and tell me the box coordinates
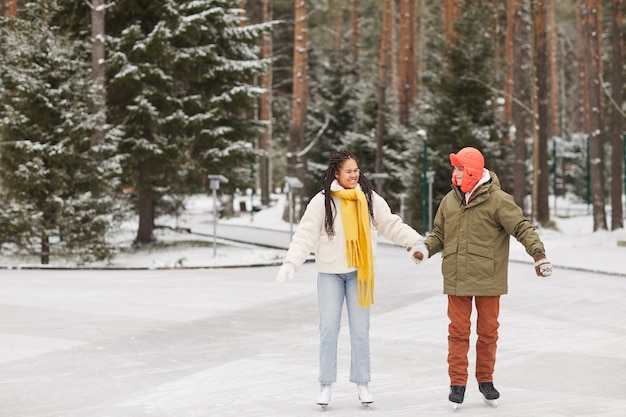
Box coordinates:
[287,116,330,158]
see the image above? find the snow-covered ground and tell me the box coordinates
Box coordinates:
[0,193,624,416]
[1,193,624,275]
[161,193,626,277]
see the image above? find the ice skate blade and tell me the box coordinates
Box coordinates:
[449,401,461,411]
[361,402,372,409]
[482,397,498,407]
[318,403,328,411]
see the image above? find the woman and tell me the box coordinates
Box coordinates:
[276,149,424,408]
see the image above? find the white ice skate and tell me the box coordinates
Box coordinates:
[357,384,374,409]
[316,384,331,410]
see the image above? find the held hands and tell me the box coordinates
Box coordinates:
[533,253,553,277]
[407,240,429,265]
[276,262,296,284]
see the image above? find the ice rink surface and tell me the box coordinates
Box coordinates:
[1,242,625,417]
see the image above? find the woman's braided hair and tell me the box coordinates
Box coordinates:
[319,149,374,236]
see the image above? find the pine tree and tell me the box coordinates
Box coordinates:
[306,49,362,184]
[177,0,273,192]
[420,0,504,204]
[106,0,271,243]
[0,1,127,264]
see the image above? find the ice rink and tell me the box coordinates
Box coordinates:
[1,242,625,417]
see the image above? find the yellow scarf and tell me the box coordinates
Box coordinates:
[331,189,374,308]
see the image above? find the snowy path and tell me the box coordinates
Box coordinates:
[0,245,625,416]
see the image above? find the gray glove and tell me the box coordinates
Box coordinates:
[276,263,296,283]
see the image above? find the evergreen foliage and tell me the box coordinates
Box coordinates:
[305,32,413,216]
[177,1,272,190]
[106,0,187,230]
[419,0,507,204]
[0,0,615,261]
[0,1,128,264]
[306,49,363,188]
[105,0,272,241]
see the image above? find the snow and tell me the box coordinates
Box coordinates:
[0,193,625,416]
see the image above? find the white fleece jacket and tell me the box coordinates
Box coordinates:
[282,180,423,273]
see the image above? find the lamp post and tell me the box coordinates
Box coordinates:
[249,162,256,222]
[399,193,407,222]
[285,176,303,240]
[586,134,590,213]
[426,170,435,233]
[208,174,228,257]
[369,172,390,196]
[417,129,428,233]
[553,137,557,215]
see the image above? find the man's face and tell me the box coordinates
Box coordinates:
[453,166,464,187]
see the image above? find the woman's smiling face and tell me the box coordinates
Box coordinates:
[335,158,360,189]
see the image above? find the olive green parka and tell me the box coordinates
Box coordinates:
[424,171,545,296]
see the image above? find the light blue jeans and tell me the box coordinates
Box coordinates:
[317,271,371,385]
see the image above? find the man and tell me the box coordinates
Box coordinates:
[409,147,552,409]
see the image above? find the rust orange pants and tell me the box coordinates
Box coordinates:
[447,295,500,386]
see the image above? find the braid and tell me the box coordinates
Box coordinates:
[359,172,375,220]
[320,150,374,236]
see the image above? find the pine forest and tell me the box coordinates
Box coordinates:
[0,0,624,264]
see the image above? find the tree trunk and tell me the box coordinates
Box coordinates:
[609,0,623,230]
[2,0,17,16]
[375,0,392,196]
[91,0,106,146]
[289,0,309,215]
[260,0,272,206]
[136,188,155,243]
[492,0,501,82]
[407,0,415,105]
[444,0,460,41]
[398,0,416,126]
[548,0,559,138]
[534,0,551,225]
[41,233,49,265]
[351,0,360,79]
[1,0,17,58]
[416,0,425,93]
[584,0,607,231]
[334,0,342,51]
[575,0,589,133]
[512,0,529,212]
[530,0,540,222]
[390,0,398,110]
[503,0,514,125]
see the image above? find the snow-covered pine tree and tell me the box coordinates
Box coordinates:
[106,0,184,244]
[306,49,363,186]
[420,0,506,205]
[106,0,272,243]
[175,0,274,206]
[0,1,128,265]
